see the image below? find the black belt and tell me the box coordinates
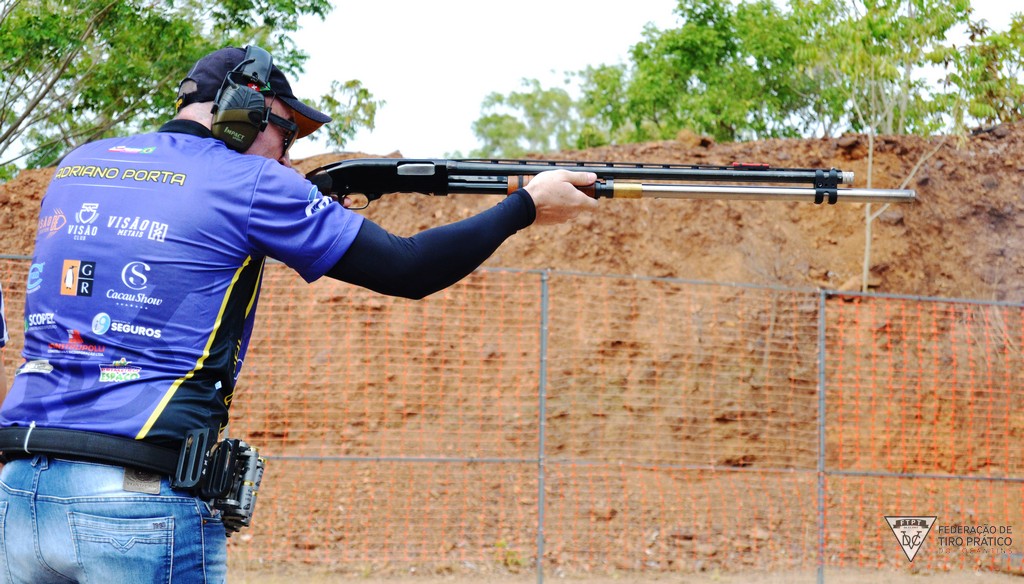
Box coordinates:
[0,426,180,476]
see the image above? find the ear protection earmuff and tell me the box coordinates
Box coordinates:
[211,45,274,152]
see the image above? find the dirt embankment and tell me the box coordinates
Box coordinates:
[3,125,1023,301]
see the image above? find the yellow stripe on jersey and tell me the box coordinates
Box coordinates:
[136,256,254,440]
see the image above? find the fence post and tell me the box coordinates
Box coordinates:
[817,290,827,584]
[536,270,550,584]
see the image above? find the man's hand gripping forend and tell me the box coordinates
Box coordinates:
[521,169,599,225]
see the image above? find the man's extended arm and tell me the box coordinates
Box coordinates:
[327,189,533,299]
[326,170,597,299]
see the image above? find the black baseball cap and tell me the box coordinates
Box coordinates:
[176,46,331,139]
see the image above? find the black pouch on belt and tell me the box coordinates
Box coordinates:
[172,427,265,535]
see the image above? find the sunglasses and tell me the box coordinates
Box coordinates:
[267,112,298,154]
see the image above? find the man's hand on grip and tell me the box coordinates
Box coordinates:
[523,170,598,225]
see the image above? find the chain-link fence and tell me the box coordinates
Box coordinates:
[1,257,1021,582]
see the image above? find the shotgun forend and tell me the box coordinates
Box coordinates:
[305,158,916,208]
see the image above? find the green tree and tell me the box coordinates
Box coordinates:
[470,0,1022,157]
[470,78,579,158]
[930,14,1024,133]
[609,0,814,143]
[792,0,974,291]
[0,0,379,179]
[315,79,385,150]
[473,0,818,155]
[793,0,972,137]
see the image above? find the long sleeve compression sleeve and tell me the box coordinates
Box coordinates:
[325,189,536,299]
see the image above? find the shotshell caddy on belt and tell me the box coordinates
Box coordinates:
[175,428,266,536]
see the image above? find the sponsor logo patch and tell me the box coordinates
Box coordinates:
[60,260,96,297]
[99,358,142,383]
[16,360,54,375]
[48,330,105,357]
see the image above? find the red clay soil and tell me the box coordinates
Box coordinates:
[5,125,1020,301]
[2,128,1023,579]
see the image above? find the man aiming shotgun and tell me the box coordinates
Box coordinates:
[0,45,595,583]
[0,42,912,583]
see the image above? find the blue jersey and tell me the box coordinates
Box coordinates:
[0,122,363,446]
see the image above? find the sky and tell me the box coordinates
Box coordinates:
[289,0,1018,160]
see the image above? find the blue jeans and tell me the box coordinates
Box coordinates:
[0,455,227,583]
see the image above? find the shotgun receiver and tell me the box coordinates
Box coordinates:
[305,158,916,208]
